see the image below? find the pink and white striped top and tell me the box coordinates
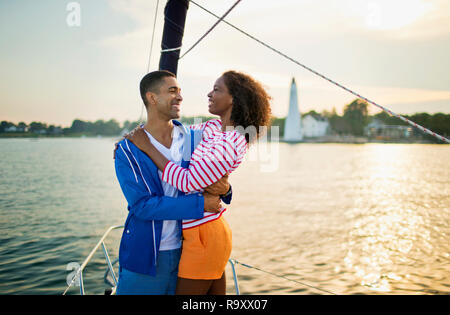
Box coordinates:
[163,119,247,193]
[162,119,248,229]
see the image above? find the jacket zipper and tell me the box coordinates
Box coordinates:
[152,221,157,266]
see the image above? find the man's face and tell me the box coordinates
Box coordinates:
[148,76,183,120]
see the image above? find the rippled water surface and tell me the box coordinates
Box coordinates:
[0,138,449,294]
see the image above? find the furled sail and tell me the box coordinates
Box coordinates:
[159,0,189,75]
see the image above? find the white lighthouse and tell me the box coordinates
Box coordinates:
[283,78,303,142]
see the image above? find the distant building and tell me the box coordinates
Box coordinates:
[302,114,329,138]
[4,126,17,132]
[365,118,384,132]
[283,78,303,142]
[365,119,412,140]
[50,127,63,135]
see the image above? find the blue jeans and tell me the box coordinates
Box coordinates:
[116,248,181,295]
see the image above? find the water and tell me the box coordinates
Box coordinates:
[0,138,449,294]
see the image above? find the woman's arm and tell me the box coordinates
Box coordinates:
[188,118,221,131]
[114,139,207,220]
[126,128,168,171]
[127,126,245,195]
[162,131,247,193]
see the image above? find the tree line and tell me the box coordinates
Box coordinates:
[0,119,125,137]
[0,116,223,137]
[270,99,449,142]
[1,99,449,141]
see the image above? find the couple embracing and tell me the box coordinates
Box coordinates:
[114,70,271,295]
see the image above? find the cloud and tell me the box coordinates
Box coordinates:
[108,0,157,26]
[97,27,155,70]
[338,0,450,40]
[360,86,450,105]
[97,0,450,117]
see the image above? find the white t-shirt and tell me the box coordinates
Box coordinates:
[144,126,185,251]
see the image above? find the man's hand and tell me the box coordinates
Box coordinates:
[202,192,222,213]
[204,174,230,196]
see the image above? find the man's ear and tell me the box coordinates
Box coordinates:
[146,91,156,106]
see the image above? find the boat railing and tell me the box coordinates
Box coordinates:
[62,225,243,295]
[63,225,124,295]
[63,225,337,295]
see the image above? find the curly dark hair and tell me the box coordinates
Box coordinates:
[222,70,272,143]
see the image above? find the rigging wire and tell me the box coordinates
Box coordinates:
[186,0,450,144]
[179,0,242,59]
[138,0,160,125]
[146,0,160,73]
[114,1,447,296]
[231,259,338,295]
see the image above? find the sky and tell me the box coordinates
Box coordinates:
[1,0,449,127]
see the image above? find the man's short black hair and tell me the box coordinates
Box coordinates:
[140,70,176,107]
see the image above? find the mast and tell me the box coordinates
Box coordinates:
[159,0,189,76]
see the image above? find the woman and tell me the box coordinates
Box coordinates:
[127,70,271,294]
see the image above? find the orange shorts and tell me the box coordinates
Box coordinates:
[177,216,232,280]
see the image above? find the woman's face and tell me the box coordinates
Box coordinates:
[207,76,233,116]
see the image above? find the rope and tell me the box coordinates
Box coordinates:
[188,0,450,144]
[231,259,339,295]
[146,0,160,73]
[138,0,160,125]
[161,46,182,53]
[179,0,242,59]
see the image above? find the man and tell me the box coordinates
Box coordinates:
[114,70,230,294]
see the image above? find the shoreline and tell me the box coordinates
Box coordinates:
[0,133,442,144]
